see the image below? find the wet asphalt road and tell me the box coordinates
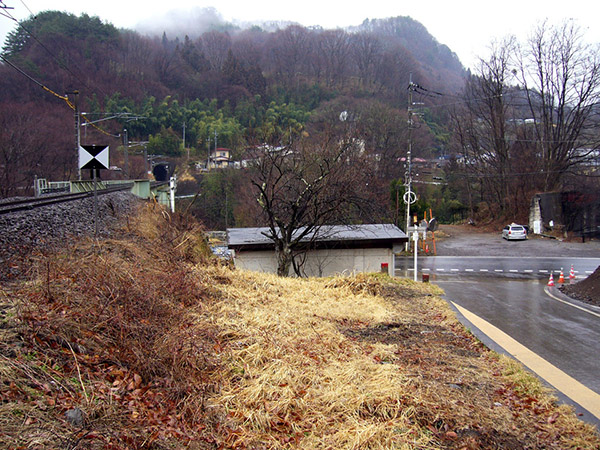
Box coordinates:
[432,225,600,258]
[395,227,600,424]
[396,256,599,280]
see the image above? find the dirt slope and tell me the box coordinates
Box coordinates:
[1,209,599,449]
[561,265,600,306]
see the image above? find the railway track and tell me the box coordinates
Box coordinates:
[0,183,135,215]
[0,181,171,215]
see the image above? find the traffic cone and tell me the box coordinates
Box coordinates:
[558,269,565,284]
[569,265,576,279]
[547,273,555,286]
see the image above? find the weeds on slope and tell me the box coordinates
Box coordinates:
[1,203,598,449]
[1,203,223,449]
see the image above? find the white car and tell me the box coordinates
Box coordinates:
[502,223,527,240]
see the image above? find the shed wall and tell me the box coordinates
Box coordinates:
[233,248,393,277]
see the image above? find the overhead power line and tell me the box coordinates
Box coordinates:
[0,52,72,104]
[18,0,34,16]
[0,3,109,100]
[0,53,120,138]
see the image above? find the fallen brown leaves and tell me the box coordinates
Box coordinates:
[1,204,599,449]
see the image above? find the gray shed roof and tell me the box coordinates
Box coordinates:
[227,224,407,250]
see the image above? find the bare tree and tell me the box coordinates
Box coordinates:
[0,102,72,197]
[455,37,519,214]
[200,31,232,72]
[350,33,383,89]
[517,20,600,191]
[264,25,312,85]
[250,131,373,277]
[315,29,351,87]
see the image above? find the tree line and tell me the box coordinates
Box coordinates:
[448,21,600,223]
[0,11,457,198]
[1,11,597,243]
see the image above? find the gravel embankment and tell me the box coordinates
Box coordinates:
[0,192,143,280]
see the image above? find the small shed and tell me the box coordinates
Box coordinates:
[227,224,408,277]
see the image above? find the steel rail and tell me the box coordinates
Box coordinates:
[0,183,135,215]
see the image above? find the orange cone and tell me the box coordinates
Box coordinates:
[569,265,576,279]
[558,269,565,284]
[547,273,555,286]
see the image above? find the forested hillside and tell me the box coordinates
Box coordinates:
[0,11,462,211]
[3,11,597,232]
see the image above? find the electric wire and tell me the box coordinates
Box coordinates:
[0,2,109,100]
[0,53,120,138]
[18,0,33,16]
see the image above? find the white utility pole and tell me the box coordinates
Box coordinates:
[207,133,211,171]
[122,128,129,177]
[405,74,417,251]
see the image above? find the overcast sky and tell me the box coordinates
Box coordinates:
[1,0,599,70]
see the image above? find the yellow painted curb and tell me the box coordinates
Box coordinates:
[452,301,600,420]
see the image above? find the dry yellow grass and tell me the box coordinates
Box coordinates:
[194,269,429,449]
[182,267,599,449]
[1,204,598,449]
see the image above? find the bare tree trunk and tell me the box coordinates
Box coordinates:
[276,244,293,277]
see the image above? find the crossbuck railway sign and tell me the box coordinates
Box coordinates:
[79,145,109,170]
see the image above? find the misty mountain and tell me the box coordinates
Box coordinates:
[132,9,466,93]
[0,10,465,197]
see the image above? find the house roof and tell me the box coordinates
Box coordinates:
[227,224,407,251]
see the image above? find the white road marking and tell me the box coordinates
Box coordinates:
[480,269,488,272]
[524,270,533,273]
[509,269,518,273]
[545,287,600,319]
[450,269,459,272]
[495,269,503,272]
[465,269,474,272]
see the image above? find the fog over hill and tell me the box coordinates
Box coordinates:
[133,7,466,93]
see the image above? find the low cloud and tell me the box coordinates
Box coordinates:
[135,7,229,39]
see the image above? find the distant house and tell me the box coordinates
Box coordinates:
[209,148,232,169]
[227,224,408,277]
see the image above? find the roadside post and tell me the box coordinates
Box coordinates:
[403,190,417,251]
[427,215,438,255]
[169,176,177,213]
[413,225,419,281]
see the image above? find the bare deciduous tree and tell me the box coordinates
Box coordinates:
[250,131,373,276]
[451,22,600,220]
[517,20,600,191]
[350,33,383,89]
[200,31,232,72]
[454,37,518,214]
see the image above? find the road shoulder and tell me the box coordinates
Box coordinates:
[447,300,600,427]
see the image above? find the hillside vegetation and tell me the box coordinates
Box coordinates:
[1,204,598,449]
[0,11,457,203]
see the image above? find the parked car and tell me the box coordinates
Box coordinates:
[502,223,528,240]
